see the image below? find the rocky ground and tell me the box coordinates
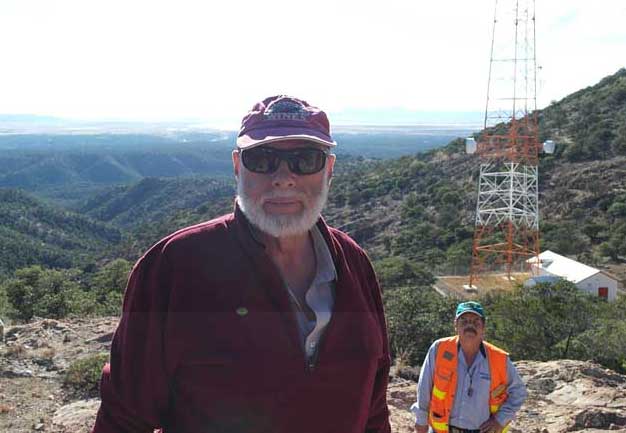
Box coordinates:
[0,318,116,433]
[1,317,626,433]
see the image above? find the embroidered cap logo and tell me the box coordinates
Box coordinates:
[264,100,311,121]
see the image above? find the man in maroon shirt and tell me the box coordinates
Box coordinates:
[92,95,391,433]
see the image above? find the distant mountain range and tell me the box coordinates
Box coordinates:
[0,125,476,208]
[99,69,626,280]
[0,69,624,280]
[0,110,483,134]
[0,188,121,275]
[331,108,483,127]
[79,176,234,229]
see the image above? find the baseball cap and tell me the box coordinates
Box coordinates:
[455,301,486,319]
[236,95,336,150]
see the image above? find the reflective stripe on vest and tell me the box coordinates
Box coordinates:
[428,336,509,433]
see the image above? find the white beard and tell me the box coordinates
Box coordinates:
[237,172,330,238]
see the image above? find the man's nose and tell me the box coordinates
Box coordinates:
[272,160,296,188]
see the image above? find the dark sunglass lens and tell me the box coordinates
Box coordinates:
[243,149,276,173]
[243,147,326,175]
[293,150,326,174]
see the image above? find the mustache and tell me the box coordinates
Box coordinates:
[463,327,477,334]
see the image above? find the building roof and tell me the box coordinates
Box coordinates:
[527,250,602,284]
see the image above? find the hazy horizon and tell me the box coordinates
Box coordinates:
[0,109,484,134]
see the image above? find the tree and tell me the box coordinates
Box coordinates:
[542,222,587,255]
[90,258,133,315]
[445,240,473,274]
[486,280,599,361]
[608,202,626,219]
[400,192,425,222]
[567,319,626,373]
[373,256,435,290]
[550,101,567,133]
[582,221,605,243]
[0,282,14,322]
[566,295,626,373]
[3,266,95,321]
[563,140,589,162]
[612,122,626,155]
[599,222,626,260]
[393,222,441,259]
[383,286,457,365]
[91,259,132,297]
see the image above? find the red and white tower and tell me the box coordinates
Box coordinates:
[467,0,554,287]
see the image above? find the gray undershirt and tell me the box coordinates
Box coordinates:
[285,226,336,362]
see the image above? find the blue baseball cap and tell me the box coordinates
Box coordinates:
[455,301,485,319]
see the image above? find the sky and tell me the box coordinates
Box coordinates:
[0,0,624,126]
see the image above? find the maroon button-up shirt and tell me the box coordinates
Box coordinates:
[92,206,391,433]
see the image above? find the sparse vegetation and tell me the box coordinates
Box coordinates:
[63,353,109,398]
[4,343,27,358]
[41,347,56,360]
[384,278,626,373]
[0,403,14,414]
[0,70,625,386]
[2,266,96,321]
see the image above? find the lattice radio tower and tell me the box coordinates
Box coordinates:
[466,0,553,288]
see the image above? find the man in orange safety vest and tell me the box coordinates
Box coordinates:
[411,301,527,433]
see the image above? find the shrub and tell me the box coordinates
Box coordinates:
[3,266,96,321]
[63,352,109,398]
[0,283,13,322]
[485,280,601,361]
[90,258,132,315]
[373,256,435,290]
[0,403,14,414]
[383,286,457,365]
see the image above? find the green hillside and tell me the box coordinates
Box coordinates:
[539,67,626,161]
[1,71,625,373]
[0,133,235,206]
[104,69,626,280]
[0,188,121,275]
[3,69,625,281]
[324,68,626,274]
[0,128,468,208]
[79,176,235,229]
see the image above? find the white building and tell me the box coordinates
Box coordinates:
[527,250,619,301]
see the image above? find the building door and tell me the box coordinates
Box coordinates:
[598,287,608,299]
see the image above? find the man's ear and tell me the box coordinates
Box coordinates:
[232,149,241,179]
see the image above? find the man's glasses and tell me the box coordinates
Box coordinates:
[241,147,328,175]
[457,316,483,327]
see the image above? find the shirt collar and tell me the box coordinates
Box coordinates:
[310,225,337,285]
[232,201,337,284]
[457,340,487,362]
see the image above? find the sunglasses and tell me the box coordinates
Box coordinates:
[241,147,328,175]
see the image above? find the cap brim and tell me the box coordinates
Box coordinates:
[456,310,484,319]
[237,127,336,149]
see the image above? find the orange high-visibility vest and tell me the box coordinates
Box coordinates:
[428,336,509,433]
